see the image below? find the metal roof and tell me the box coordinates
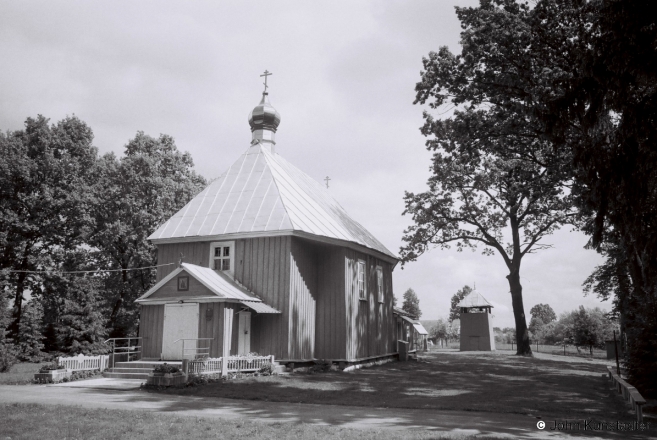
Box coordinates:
[240,301,280,314]
[457,291,493,309]
[137,263,279,314]
[413,323,429,335]
[148,143,397,260]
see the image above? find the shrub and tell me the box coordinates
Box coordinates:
[39,362,63,373]
[310,359,332,373]
[153,363,180,374]
[0,343,18,373]
[258,361,275,375]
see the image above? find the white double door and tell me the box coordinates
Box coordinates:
[162,303,198,360]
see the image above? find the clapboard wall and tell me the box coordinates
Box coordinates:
[156,242,210,281]
[345,250,396,361]
[233,236,290,360]
[198,302,240,357]
[315,245,347,359]
[150,236,397,362]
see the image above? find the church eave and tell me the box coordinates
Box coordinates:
[150,229,399,265]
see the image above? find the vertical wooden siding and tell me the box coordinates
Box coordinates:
[233,236,290,359]
[139,305,164,359]
[344,250,395,361]
[315,246,347,359]
[198,302,240,358]
[155,242,211,281]
[288,237,317,360]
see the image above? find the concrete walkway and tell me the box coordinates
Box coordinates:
[0,383,646,439]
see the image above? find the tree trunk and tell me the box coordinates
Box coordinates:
[506,270,532,356]
[8,243,31,339]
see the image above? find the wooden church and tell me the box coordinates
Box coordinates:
[136,81,400,365]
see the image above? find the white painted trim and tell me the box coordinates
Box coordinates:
[137,297,243,305]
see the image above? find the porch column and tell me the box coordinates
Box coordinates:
[221,306,234,377]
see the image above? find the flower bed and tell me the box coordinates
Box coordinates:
[34,364,71,383]
[146,363,186,387]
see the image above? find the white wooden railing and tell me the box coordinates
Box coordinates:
[189,355,274,375]
[58,354,110,372]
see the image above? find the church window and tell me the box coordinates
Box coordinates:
[376,266,383,303]
[357,260,366,300]
[210,241,234,276]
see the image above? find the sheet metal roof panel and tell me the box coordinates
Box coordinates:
[148,144,397,259]
[457,291,493,308]
[181,263,264,302]
[240,301,281,314]
[413,323,429,335]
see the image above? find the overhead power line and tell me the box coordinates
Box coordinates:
[4,262,176,275]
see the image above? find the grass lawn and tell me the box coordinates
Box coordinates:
[0,403,485,440]
[0,362,48,385]
[157,350,640,422]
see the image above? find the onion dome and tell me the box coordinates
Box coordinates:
[248,93,281,144]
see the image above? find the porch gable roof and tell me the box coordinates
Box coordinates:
[136,263,280,314]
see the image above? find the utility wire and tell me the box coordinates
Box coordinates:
[4,262,176,275]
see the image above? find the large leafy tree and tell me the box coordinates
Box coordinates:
[88,133,206,336]
[439,0,657,394]
[401,1,580,355]
[530,0,657,394]
[0,116,97,337]
[402,105,575,356]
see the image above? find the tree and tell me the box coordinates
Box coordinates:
[572,306,618,355]
[401,288,422,319]
[428,0,657,395]
[15,300,45,361]
[529,304,556,336]
[402,4,576,354]
[511,0,657,395]
[88,133,206,336]
[0,116,98,338]
[51,276,109,355]
[530,304,556,325]
[449,285,472,323]
[429,318,448,343]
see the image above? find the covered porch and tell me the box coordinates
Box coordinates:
[136,263,280,361]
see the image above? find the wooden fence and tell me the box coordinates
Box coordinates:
[58,354,110,372]
[189,355,274,375]
[606,366,646,423]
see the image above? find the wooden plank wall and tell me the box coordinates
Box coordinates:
[149,272,207,299]
[198,302,239,358]
[155,242,211,281]
[288,237,317,360]
[315,246,346,359]
[344,250,395,361]
[139,305,164,359]
[233,236,290,359]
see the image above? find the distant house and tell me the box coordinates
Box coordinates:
[136,90,400,365]
[393,307,429,352]
[457,291,495,351]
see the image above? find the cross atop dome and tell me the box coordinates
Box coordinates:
[249,70,281,145]
[260,70,272,93]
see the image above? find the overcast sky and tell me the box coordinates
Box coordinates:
[0,0,610,327]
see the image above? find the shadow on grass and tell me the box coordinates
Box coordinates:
[114,350,650,439]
